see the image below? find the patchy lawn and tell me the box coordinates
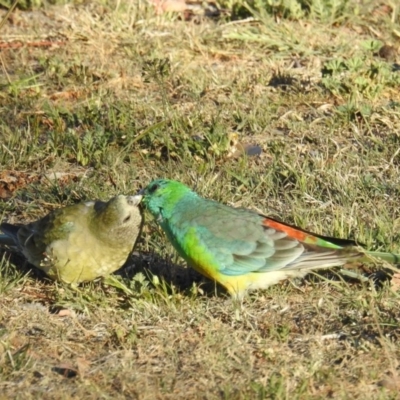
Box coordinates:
[1,0,400,398]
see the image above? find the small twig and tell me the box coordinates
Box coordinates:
[0,55,11,84]
[389,147,400,165]
[219,17,257,28]
[128,120,169,145]
[0,40,67,49]
[0,0,20,83]
[0,0,19,32]
[320,333,345,340]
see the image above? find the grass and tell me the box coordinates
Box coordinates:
[1,0,400,398]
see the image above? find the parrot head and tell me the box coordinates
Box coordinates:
[93,195,143,242]
[134,179,194,220]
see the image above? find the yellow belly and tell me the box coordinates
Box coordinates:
[36,234,131,284]
[204,269,309,299]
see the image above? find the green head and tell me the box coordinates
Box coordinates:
[137,179,195,220]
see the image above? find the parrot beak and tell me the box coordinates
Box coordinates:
[128,194,143,206]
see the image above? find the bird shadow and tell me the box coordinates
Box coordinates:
[302,267,393,289]
[117,254,395,297]
[1,246,394,297]
[0,248,50,282]
[0,246,227,297]
[116,251,227,297]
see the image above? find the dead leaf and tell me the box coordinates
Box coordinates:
[390,273,400,291]
[52,364,78,378]
[377,45,397,62]
[148,0,227,19]
[49,90,84,101]
[0,171,38,199]
[377,375,400,391]
[148,0,188,13]
[228,143,262,159]
[57,309,76,317]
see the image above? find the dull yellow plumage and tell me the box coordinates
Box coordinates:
[0,195,143,284]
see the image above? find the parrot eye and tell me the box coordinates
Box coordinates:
[123,215,131,223]
[148,183,160,194]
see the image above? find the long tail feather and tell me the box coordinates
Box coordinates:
[0,223,19,247]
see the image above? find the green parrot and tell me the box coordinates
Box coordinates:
[135,179,399,298]
[0,195,143,284]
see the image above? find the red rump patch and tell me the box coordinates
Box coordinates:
[262,218,318,243]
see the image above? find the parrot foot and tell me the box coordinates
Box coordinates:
[40,251,57,269]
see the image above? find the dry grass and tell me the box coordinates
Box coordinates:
[1,1,400,398]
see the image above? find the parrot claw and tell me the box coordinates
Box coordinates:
[40,251,56,268]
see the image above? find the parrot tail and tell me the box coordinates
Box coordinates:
[223,249,400,299]
[0,234,17,247]
[0,223,19,247]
